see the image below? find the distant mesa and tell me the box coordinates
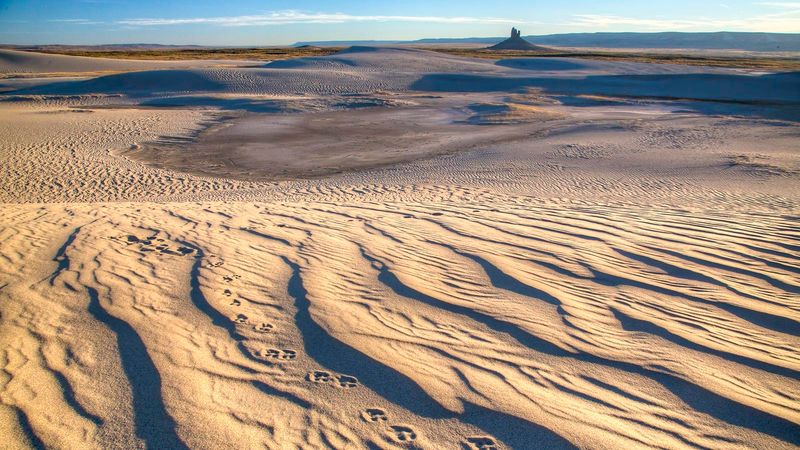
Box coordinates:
[487,28,547,51]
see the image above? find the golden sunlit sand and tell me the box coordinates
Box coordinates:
[0,46,798,449]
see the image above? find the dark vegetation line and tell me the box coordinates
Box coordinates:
[13,45,799,70]
[4,44,800,71]
[18,47,343,61]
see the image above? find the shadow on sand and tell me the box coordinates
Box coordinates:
[282,255,577,449]
[411,72,800,121]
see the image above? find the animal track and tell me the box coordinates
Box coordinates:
[110,234,195,257]
[466,436,498,450]
[262,349,297,360]
[223,274,241,283]
[307,370,334,383]
[234,314,247,324]
[389,425,417,443]
[230,299,241,306]
[253,323,273,333]
[361,408,388,423]
[306,371,359,387]
[223,289,232,297]
[337,375,359,388]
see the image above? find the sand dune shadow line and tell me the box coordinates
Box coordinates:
[370,245,800,445]
[86,287,188,450]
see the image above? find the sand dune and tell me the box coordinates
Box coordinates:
[0,47,798,449]
[267,46,502,73]
[9,48,795,121]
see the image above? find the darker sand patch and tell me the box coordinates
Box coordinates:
[124,104,529,181]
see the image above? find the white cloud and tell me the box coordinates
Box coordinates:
[570,9,800,32]
[48,18,103,25]
[116,10,517,27]
[571,15,707,29]
[756,2,800,8]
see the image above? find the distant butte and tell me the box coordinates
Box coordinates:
[487,28,547,51]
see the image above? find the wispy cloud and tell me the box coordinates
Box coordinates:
[756,2,800,7]
[49,18,103,25]
[571,15,709,29]
[571,8,800,32]
[115,10,517,27]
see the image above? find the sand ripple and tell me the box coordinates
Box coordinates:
[1,197,798,449]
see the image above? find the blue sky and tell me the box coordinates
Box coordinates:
[0,0,798,45]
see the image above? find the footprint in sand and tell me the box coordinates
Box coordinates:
[114,235,194,256]
[389,425,417,443]
[262,349,297,360]
[254,323,274,333]
[306,371,359,387]
[112,235,146,247]
[466,436,498,450]
[230,299,241,306]
[307,370,334,383]
[361,408,388,423]
[223,274,241,283]
[336,375,359,388]
[223,289,232,297]
[234,313,248,324]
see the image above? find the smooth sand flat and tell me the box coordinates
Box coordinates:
[0,48,798,450]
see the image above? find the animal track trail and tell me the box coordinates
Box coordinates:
[305,370,360,388]
[205,258,224,268]
[389,425,418,443]
[307,370,334,383]
[253,322,274,333]
[361,408,388,423]
[109,233,195,257]
[336,375,359,388]
[261,349,297,360]
[465,436,499,450]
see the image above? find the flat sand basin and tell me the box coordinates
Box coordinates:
[125,105,516,180]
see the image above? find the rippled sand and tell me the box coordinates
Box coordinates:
[1,48,798,449]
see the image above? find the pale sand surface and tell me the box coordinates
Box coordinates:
[0,47,798,449]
